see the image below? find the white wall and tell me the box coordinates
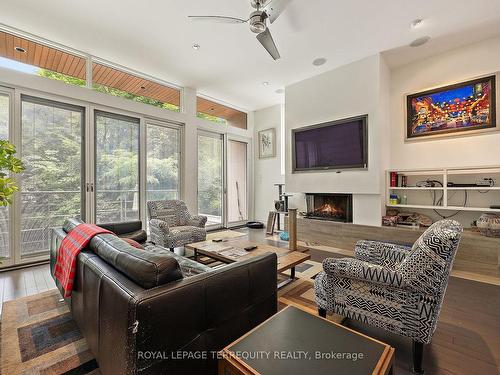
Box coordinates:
[254,104,284,222]
[284,55,390,226]
[390,36,500,169]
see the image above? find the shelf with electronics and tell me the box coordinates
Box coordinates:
[386,166,500,215]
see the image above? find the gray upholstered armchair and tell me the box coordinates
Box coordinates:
[314,219,463,374]
[147,200,207,251]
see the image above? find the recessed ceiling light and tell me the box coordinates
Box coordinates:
[312,57,327,66]
[14,46,27,53]
[409,36,431,47]
[262,81,270,86]
[275,89,285,94]
[410,19,423,29]
[192,44,201,50]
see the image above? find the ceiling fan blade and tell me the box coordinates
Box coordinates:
[256,28,281,60]
[188,16,247,24]
[263,0,293,23]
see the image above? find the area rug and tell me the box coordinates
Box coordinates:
[1,289,100,375]
[206,229,247,241]
[1,278,339,374]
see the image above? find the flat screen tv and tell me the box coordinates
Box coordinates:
[292,115,368,172]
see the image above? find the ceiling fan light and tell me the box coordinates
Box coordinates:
[249,10,266,34]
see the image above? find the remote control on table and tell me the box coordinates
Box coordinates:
[244,246,258,251]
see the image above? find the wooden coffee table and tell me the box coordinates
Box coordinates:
[219,305,395,375]
[186,239,310,289]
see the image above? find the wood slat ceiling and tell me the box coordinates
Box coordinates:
[92,63,181,107]
[197,97,247,129]
[0,31,180,108]
[0,31,86,80]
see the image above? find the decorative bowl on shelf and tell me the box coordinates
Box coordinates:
[476,213,500,238]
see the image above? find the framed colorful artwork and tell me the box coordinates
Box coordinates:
[406,75,496,140]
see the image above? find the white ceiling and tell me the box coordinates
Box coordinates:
[1,0,500,111]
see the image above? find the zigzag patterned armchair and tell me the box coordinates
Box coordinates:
[314,219,463,374]
[147,199,207,251]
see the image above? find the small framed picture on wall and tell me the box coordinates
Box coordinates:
[406,75,496,140]
[258,128,276,158]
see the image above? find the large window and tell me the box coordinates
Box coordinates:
[20,96,84,257]
[197,97,247,130]
[146,123,181,202]
[95,111,140,223]
[198,132,223,227]
[0,30,86,86]
[0,93,10,259]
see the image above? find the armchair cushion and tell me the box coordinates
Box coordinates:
[322,258,406,289]
[355,240,412,269]
[187,215,208,228]
[150,218,170,234]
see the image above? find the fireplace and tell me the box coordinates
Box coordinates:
[305,193,353,223]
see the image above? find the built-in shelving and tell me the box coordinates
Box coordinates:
[386,166,500,213]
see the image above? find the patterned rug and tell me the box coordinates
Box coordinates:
[0,269,337,374]
[1,290,100,375]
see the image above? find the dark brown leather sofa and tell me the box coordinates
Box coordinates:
[50,219,277,375]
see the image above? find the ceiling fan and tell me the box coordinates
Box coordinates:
[188,0,293,60]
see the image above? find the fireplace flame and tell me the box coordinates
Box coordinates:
[315,203,343,215]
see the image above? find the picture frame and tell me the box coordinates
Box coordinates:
[406,75,496,140]
[258,128,276,158]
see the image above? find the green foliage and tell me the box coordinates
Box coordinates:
[197,112,227,125]
[37,69,180,112]
[93,84,180,112]
[0,140,24,206]
[198,136,222,216]
[37,69,86,87]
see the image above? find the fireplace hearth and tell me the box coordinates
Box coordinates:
[305,193,353,223]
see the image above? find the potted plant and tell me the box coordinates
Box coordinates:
[0,140,24,206]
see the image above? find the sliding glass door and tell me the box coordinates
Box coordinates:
[20,96,84,258]
[146,122,181,202]
[198,132,224,228]
[95,111,140,224]
[227,139,248,226]
[0,92,11,262]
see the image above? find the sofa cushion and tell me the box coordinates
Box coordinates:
[89,233,183,289]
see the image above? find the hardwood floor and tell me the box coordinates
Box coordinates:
[0,263,55,316]
[1,229,498,375]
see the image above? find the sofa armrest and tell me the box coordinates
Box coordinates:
[149,218,170,234]
[322,257,406,289]
[187,215,207,228]
[354,240,412,267]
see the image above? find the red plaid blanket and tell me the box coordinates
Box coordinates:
[54,224,112,297]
